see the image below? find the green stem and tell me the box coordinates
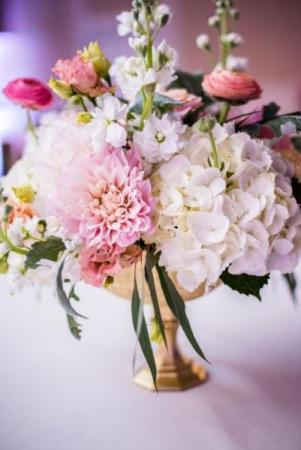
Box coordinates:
[208,129,219,168]
[0,227,28,256]
[219,101,230,123]
[79,96,88,112]
[219,10,228,68]
[26,110,37,140]
[139,85,155,129]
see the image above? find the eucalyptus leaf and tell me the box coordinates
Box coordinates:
[145,250,167,347]
[130,92,181,116]
[221,269,269,300]
[168,71,204,97]
[156,263,208,363]
[241,114,301,137]
[131,277,157,389]
[56,260,87,319]
[66,314,82,339]
[25,236,66,269]
[283,273,297,304]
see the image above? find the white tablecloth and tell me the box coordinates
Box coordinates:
[0,275,301,450]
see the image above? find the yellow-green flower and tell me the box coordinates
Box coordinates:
[48,78,73,99]
[76,112,92,125]
[12,185,36,204]
[82,41,111,78]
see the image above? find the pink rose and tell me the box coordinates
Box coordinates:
[53,54,106,97]
[202,69,262,103]
[3,78,53,109]
[163,88,202,117]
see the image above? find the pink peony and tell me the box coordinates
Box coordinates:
[3,78,53,109]
[49,145,154,249]
[202,69,262,103]
[53,54,106,97]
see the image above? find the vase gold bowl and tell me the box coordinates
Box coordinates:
[110,261,209,391]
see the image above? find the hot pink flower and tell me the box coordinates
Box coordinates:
[202,69,262,103]
[53,54,106,97]
[49,146,155,249]
[3,78,53,109]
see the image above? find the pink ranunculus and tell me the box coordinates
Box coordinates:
[53,54,106,97]
[202,69,262,103]
[3,78,53,109]
[163,88,203,117]
[49,145,155,250]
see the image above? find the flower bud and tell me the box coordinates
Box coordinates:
[48,78,73,99]
[198,116,216,133]
[196,34,211,51]
[230,8,240,20]
[76,112,92,125]
[208,15,220,27]
[81,41,110,78]
[221,32,244,48]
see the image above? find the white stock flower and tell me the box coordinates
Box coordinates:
[87,94,128,149]
[116,11,134,36]
[109,56,157,101]
[154,40,177,87]
[226,55,249,72]
[153,4,171,26]
[196,34,210,50]
[222,32,244,47]
[134,114,186,163]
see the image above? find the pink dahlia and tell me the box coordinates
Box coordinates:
[49,146,154,249]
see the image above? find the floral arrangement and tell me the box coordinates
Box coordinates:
[1,0,301,386]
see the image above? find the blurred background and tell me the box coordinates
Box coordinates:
[0,0,301,171]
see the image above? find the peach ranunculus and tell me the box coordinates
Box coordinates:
[52,54,108,97]
[7,203,35,224]
[3,78,53,110]
[202,69,262,103]
[162,88,202,117]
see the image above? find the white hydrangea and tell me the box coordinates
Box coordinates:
[150,124,301,291]
[133,114,186,163]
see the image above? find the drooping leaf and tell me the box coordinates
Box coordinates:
[283,273,297,304]
[262,102,280,121]
[156,263,208,363]
[66,314,82,339]
[25,236,66,269]
[56,259,87,320]
[221,269,270,300]
[145,250,167,346]
[131,277,157,389]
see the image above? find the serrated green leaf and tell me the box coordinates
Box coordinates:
[56,259,87,320]
[145,250,167,347]
[220,269,270,300]
[156,263,208,363]
[25,236,66,269]
[131,277,157,389]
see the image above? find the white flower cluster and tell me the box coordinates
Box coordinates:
[110,2,176,102]
[150,124,301,292]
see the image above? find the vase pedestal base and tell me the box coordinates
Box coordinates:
[134,356,208,391]
[133,316,208,391]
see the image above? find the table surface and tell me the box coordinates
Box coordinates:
[0,273,301,450]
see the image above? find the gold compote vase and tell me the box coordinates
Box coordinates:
[110,257,209,392]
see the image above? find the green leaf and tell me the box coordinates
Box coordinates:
[220,269,270,300]
[25,236,66,269]
[283,273,297,304]
[56,259,87,320]
[242,114,301,137]
[130,92,181,116]
[262,102,280,121]
[156,263,208,363]
[145,250,167,347]
[292,137,301,152]
[131,277,157,389]
[66,314,82,339]
[168,71,204,97]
